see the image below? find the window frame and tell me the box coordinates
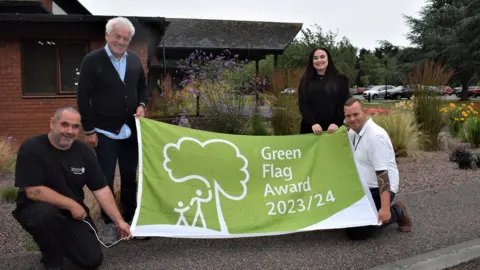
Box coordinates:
[20,39,90,98]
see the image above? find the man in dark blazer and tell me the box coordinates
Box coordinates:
[77,16,148,245]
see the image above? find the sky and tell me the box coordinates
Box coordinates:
[77,0,426,50]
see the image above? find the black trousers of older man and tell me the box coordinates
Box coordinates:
[12,202,103,269]
[345,188,404,240]
[95,132,138,224]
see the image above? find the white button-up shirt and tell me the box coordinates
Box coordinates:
[348,118,400,193]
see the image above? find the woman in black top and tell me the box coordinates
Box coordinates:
[298,47,351,134]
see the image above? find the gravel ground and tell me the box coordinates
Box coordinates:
[1,136,479,263]
[396,152,479,193]
[3,180,480,270]
[0,172,37,256]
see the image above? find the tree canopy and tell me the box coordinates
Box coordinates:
[245,1,480,100]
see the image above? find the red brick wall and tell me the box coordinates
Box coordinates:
[0,40,149,145]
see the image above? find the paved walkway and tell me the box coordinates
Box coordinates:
[2,180,480,270]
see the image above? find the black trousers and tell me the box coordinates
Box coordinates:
[345,188,404,240]
[12,202,103,269]
[95,132,138,224]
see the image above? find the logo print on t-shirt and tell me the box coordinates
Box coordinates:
[71,167,85,175]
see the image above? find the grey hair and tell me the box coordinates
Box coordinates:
[106,17,135,37]
[53,106,80,122]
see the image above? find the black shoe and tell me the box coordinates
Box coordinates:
[134,236,151,240]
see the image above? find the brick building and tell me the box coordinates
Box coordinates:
[0,0,302,144]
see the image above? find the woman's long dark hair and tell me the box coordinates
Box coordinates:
[298,47,341,96]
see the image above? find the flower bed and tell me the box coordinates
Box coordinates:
[440,103,480,147]
[364,107,393,115]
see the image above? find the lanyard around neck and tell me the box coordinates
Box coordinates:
[353,135,362,151]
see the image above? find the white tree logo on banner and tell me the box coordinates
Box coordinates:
[163,137,250,233]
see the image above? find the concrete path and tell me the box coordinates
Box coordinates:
[2,180,480,270]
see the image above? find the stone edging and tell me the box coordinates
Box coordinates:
[367,238,480,270]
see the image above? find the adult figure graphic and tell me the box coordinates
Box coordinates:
[298,47,351,134]
[12,106,131,269]
[343,98,413,240]
[77,16,148,245]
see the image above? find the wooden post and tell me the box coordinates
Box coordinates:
[255,59,259,108]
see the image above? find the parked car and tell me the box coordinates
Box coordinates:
[385,86,413,100]
[438,85,453,95]
[471,86,480,97]
[356,85,374,94]
[455,86,480,97]
[362,85,396,100]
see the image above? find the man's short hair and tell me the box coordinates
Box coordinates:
[53,106,80,122]
[344,97,363,108]
[106,17,135,37]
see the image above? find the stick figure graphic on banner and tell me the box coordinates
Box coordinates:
[174,201,191,226]
[189,189,212,228]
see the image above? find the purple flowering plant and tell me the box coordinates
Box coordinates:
[177,49,255,134]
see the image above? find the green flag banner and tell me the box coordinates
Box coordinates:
[131,117,380,238]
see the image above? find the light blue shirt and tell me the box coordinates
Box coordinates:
[95,44,131,140]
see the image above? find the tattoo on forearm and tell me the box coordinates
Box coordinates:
[375,170,390,194]
[27,187,42,199]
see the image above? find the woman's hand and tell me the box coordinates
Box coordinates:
[327,124,339,133]
[312,124,323,134]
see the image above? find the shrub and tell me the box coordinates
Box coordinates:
[178,49,253,134]
[455,148,473,169]
[0,186,18,203]
[269,69,303,135]
[459,117,480,148]
[449,146,469,162]
[270,95,301,135]
[372,111,426,157]
[0,136,17,173]
[408,61,454,151]
[244,113,271,136]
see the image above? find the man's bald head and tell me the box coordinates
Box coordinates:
[53,106,80,123]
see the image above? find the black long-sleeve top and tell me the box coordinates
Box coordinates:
[76,48,148,135]
[298,74,351,134]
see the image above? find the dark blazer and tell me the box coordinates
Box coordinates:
[77,48,148,135]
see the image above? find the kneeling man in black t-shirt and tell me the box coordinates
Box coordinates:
[12,106,131,269]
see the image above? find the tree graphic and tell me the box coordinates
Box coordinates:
[163,137,249,233]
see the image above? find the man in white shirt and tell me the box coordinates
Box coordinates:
[343,98,412,240]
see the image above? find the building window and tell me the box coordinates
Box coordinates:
[22,40,88,96]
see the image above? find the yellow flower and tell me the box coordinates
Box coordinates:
[461,118,465,121]
[449,103,455,109]
[455,117,459,121]
[462,111,468,117]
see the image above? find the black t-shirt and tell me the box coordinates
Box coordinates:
[14,134,107,211]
